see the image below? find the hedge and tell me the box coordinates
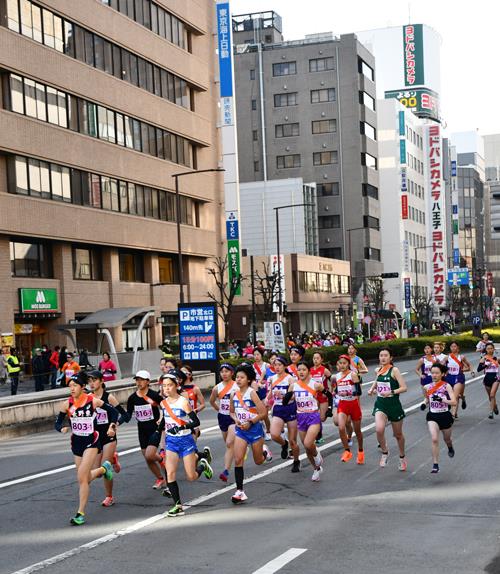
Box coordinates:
[221,332,496,368]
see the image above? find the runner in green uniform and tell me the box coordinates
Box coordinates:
[368,348,408,470]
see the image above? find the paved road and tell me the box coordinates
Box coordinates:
[1,356,499,574]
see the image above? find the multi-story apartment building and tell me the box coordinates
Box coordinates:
[231,11,382,301]
[0,0,223,358]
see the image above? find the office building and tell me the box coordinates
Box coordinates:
[0,0,223,359]
[232,11,383,301]
[484,133,500,300]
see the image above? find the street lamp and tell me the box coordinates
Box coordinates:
[171,168,225,303]
[273,203,314,318]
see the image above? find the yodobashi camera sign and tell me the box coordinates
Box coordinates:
[178,303,219,366]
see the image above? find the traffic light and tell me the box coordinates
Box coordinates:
[381,272,399,279]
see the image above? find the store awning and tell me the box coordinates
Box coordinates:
[58,307,156,330]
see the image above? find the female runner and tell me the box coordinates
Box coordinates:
[423,363,457,473]
[283,361,324,481]
[310,350,332,426]
[54,372,118,525]
[445,341,471,417]
[209,363,238,482]
[347,344,368,378]
[267,356,300,472]
[158,373,213,516]
[333,355,364,464]
[477,342,500,419]
[229,363,272,504]
[368,348,408,471]
[252,348,271,440]
[415,344,436,387]
[88,370,126,507]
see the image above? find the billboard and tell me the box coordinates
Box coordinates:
[403,24,424,86]
[447,268,469,286]
[178,303,218,365]
[385,88,440,122]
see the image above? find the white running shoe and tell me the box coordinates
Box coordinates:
[379,452,389,468]
[311,467,323,482]
[263,445,273,462]
[347,437,353,447]
[265,432,272,441]
[398,457,408,472]
[231,490,248,504]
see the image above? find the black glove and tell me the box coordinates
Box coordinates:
[431,394,442,402]
[420,403,427,411]
[169,425,186,435]
[325,406,333,418]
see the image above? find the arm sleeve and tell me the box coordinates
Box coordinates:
[282,391,294,406]
[477,362,486,372]
[118,397,133,424]
[181,410,200,430]
[157,417,165,433]
[115,404,127,419]
[54,411,66,432]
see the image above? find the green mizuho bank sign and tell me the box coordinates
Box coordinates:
[19,288,59,313]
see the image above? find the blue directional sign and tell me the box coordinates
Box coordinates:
[404,278,411,309]
[472,314,481,326]
[226,219,239,240]
[447,268,469,286]
[178,303,218,362]
[216,2,233,98]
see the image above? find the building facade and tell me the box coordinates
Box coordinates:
[232,12,383,296]
[378,99,428,317]
[484,134,500,302]
[0,0,223,358]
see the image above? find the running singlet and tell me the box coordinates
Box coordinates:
[126,390,161,427]
[287,364,299,380]
[425,383,450,413]
[435,353,447,364]
[183,385,198,411]
[216,381,238,415]
[376,367,399,397]
[422,356,436,377]
[268,373,294,406]
[482,357,499,375]
[68,394,96,437]
[292,380,319,413]
[310,365,328,390]
[253,362,269,386]
[95,390,110,426]
[447,354,462,376]
[232,387,258,424]
[161,397,192,436]
[335,371,357,401]
[349,356,360,373]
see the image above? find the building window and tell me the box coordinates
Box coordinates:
[73,246,102,280]
[251,98,257,110]
[363,215,379,229]
[361,152,378,170]
[364,247,381,261]
[276,154,301,169]
[119,251,144,282]
[252,130,258,142]
[358,57,374,81]
[275,123,300,138]
[317,182,339,196]
[272,61,297,76]
[309,57,334,72]
[360,121,376,141]
[319,247,342,259]
[10,240,52,277]
[312,119,336,134]
[8,155,201,226]
[318,215,340,229]
[362,183,379,199]
[359,91,375,111]
[250,69,255,80]
[7,1,194,108]
[6,73,195,167]
[313,151,337,166]
[311,88,336,103]
[274,92,298,107]
[253,160,260,172]
[158,255,177,284]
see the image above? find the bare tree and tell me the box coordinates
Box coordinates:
[364,277,387,331]
[411,287,434,328]
[206,256,243,348]
[253,261,280,321]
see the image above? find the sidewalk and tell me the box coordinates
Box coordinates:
[0,376,39,398]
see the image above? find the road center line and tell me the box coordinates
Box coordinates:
[0,424,220,490]
[251,548,308,574]
[10,379,486,574]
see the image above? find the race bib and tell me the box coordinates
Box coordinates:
[430,399,448,413]
[96,408,108,425]
[448,365,459,375]
[70,416,94,436]
[377,381,392,397]
[220,397,231,415]
[134,404,154,422]
[236,410,253,422]
[296,396,316,413]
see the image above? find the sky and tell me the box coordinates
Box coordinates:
[230,0,500,137]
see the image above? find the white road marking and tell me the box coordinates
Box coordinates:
[251,548,308,574]
[7,374,485,574]
[0,424,220,490]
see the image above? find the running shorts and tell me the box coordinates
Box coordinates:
[372,397,405,422]
[296,411,321,432]
[217,413,234,433]
[165,434,198,458]
[71,432,100,458]
[234,422,264,444]
[272,403,297,423]
[338,399,362,421]
[426,410,454,430]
